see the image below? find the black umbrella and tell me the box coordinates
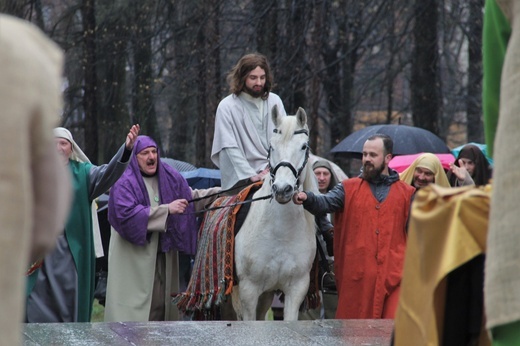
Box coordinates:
[330,124,450,158]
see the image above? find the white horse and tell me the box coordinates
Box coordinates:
[232,105,318,321]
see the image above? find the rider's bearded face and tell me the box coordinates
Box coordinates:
[243,66,266,98]
[361,138,389,181]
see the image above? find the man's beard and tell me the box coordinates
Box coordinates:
[244,85,264,98]
[362,162,384,181]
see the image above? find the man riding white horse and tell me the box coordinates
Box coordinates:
[211,53,286,192]
[175,106,319,321]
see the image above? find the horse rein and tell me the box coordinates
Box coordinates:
[185,191,271,215]
[184,127,309,215]
[186,180,253,204]
[267,128,310,190]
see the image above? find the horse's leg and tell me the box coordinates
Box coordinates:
[235,279,262,321]
[230,288,243,320]
[256,291,275,320]
[282,277,310,321]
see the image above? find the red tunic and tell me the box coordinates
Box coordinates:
[334,177,414,319]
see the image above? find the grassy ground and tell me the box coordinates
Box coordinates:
[91,299,105,322]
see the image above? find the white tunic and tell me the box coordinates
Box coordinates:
[211,92,286,189]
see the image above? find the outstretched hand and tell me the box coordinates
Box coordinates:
[125,124,140,150]
[168,199,188,215]
[449,159,468,181]
[293,191,307,205]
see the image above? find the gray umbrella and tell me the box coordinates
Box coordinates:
[160,157,197,172]
[330,124,450,158]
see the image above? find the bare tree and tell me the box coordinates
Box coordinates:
[129,1,159,140]
[0,0,29,19]
[412,0,440,134]
[7,0,484,172]
[466,0,484,142]
[95,2,131,162]
[194,0,222,167]
[80,0,99,162]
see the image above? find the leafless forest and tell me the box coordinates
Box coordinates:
[1,0,484,172]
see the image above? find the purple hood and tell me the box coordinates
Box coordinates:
[108,136,197,254]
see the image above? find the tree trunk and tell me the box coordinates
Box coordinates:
[411,0,439,134]
[131,3,158,144]
[81,0,99,163]
[170,1,198,162]
[255,0,278,59]
[0,0,25,18]
[466,0,484,142]
[95,5,130,163]
[196,0,221,167]
[272,1,309,112]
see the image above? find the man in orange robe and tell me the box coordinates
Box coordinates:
[294,134,414,318]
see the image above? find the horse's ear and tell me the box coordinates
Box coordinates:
[271,104,282,127]
[296,107,307,127]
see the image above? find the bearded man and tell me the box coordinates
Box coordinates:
[293,134,415,319]
[211,53,287,191]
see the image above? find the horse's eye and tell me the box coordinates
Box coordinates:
[301,144,308,150]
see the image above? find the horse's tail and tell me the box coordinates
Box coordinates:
[230,286,243,320]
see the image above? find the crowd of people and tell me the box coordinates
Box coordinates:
[2,7,511,346]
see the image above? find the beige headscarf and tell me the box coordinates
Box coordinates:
[399,153,451,188]
[54,127,104,258]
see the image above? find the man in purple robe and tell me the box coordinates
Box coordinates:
[104,135,198,321]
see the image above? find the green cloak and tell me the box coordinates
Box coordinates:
[27,160,94,322]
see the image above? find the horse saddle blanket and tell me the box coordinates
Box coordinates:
[172,182,262,319]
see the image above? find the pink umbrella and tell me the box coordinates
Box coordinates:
[389,153,455,173]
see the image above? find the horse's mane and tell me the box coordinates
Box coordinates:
[275,115,300,143]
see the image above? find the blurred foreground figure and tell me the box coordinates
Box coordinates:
[0,14,72,345]
[483,0,520,344]
[393,184,490,345]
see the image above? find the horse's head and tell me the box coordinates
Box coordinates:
[267,105,310,204]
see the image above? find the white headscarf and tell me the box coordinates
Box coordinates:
[53,127,104,258]
[53,127,90,163]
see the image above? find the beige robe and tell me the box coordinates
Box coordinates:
[0,14,71,345]
[485,0,520,330]
[104,176,179,322]
[104,182,221,322]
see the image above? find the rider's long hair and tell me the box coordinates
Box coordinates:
[226,53,273,100]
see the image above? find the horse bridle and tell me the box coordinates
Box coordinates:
[183,127,309,215]
[267,128,310,189]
